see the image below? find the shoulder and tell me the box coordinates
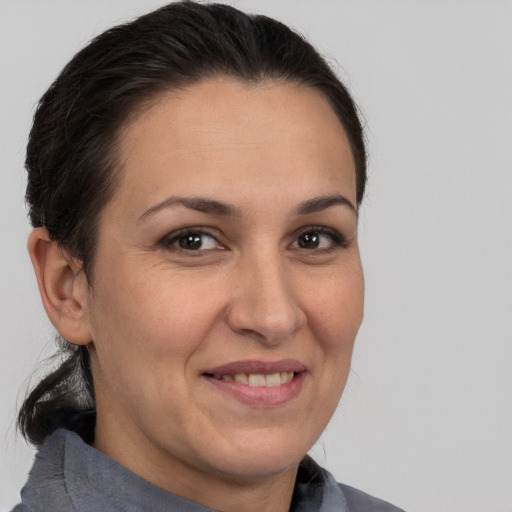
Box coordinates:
[294,457,405,512]
[12,429,77,512]
[9,506,32,512]
[339,483,406,512]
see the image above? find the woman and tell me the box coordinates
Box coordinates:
[12,2,404,511]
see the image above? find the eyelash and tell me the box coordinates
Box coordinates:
[159,226,347,254]
[159,227,222,253]
[293,226,348,252]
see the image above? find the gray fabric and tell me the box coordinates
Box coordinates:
[339,484,405,512]
[11,429,405,511]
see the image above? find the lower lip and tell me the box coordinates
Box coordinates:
[203,372,306,406]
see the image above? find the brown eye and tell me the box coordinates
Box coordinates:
[298,232,320,249]
[162,230,221,251]
[292,228,347,251]
[178,233,203,250]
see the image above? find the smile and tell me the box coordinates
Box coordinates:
[211,372,295,387]
[203,360,306,406]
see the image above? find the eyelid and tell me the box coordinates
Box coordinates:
[158,224,349,254]
[160,227,225,251]
[290,225,348,250]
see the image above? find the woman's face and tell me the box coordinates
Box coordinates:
[82,78,364,490]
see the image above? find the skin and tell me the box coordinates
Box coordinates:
[29,77,364,512]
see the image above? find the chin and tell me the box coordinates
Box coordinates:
[204,432,312,481]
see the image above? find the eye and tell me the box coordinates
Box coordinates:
[161,230,221,251]
[291,228,346,251]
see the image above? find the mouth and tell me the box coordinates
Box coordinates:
[202,360,307,406]
[206,371,295,387]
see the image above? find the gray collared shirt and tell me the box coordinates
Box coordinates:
[12,429,405,511]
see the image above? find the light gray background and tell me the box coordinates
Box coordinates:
[1,1,511,511]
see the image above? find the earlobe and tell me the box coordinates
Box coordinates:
[27,228,92,346]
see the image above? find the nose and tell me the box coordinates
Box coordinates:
[226,254,307,344]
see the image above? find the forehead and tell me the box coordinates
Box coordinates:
[110,77,356,216]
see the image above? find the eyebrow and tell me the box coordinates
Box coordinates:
[295,195,357,215]
[139,196,242,221]
[139,193,356,222]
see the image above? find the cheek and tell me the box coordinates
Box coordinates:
[88,263,225,365]
[86,267,225,425]
[307,260,363,403]
[307,261,364,346]
[294,263,363,441]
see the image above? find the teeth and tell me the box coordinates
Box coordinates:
[265,373,282,387]
[248,374,266,387]
[282,372,294,384]
[234,373,248,384]
[220,372,295,387]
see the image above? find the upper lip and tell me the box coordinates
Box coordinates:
[203,359,307,375]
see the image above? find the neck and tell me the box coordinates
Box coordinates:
[180,467,299,512]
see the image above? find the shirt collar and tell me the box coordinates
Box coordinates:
[53,429,348,512]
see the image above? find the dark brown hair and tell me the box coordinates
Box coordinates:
[19,1,367,446]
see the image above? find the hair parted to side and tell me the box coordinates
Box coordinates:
[19,0,367,446]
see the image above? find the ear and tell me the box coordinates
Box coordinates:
[27,228,92,345]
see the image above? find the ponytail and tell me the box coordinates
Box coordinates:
[17,341,95,446]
